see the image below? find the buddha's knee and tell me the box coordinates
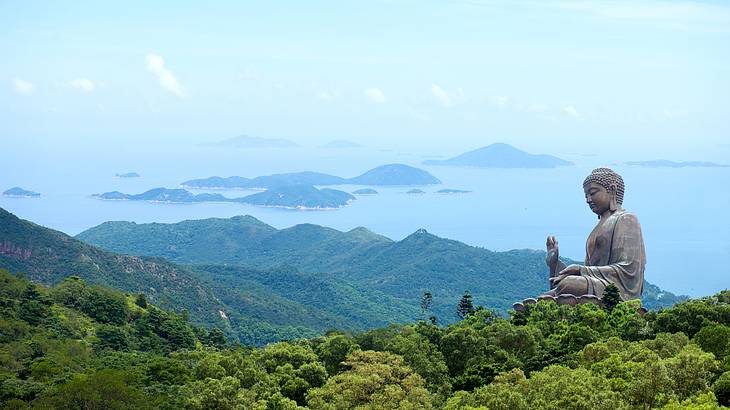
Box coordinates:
[555,276,589,295]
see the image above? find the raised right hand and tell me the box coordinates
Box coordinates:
[546,235,559,272]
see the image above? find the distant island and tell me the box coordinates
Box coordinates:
[181,164,441,189]
[406,189,425,194]
[115,172,140,178]
[92,186,354,209]
[202,135,300,148]
[423,142,573,168]
[319,139,363,148]
[242,185,355,209]
[2,187,40,198]
[436,188,471,194]
[352,188,378,195]
[626,160,729,168]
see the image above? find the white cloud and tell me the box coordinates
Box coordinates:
[316,91,337,102]
[430,84,453,107]
[529,103,548,113]
[70,78,95,93]
[563,106,580,118]
[490,95,509,106]
[365,88,387,104]
[12,78,35,95]
[146,54,185,97]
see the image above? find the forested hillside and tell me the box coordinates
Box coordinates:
[1,269,727,409]
[77,215,687,317]
[0,208,419,345]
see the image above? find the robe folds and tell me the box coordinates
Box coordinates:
[580,210,646,300]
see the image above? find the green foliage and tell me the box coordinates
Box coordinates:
[306,350,433,409]
[602,283,621,313]
[0,269,726,409]
[714,371,730,406]
[34,369,154,409]
[456,290,476,320]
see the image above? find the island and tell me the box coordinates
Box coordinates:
[92,188,228,203]
[625,160,729,168]
[115,172,140,178]
[202,135,301,148]
[319,139,363,148]
[352,188,378,195]
[423,142,573,168]
[406,189,426,194]
[181,164,441,189]
[92,185,354,209]
[240,185,355,209]
[436,188,471,194]
[2,187,40,198]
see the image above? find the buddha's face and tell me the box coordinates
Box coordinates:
[583,182,613,215]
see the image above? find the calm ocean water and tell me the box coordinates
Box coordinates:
[1,144,728,297]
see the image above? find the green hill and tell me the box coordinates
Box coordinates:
[0,208,222,321]
[0,208,418,345]
[77,215,685,320]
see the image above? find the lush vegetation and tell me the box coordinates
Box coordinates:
[1,269,728,409]
[0,209,417,345]
[77,214,686,320]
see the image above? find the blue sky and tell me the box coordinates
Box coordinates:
[2,0,729,159]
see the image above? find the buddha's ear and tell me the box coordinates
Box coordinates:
[608,185,618,212]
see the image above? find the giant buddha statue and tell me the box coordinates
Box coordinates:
[514,167,646,310]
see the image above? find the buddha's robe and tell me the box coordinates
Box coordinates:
[578,209,646,300]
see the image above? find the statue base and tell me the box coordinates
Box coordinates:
[512,294,648,315]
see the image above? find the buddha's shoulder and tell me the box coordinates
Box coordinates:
[615,210,641,224]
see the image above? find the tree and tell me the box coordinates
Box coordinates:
[206,327,227,348]
[456,290,476,320]
[17,283,52,326]
[34,369,152,409]
[135,293,148,308]
[714,371,730,407]
[306,350,433,409]
[81,286,129,325]
[601,283,621,313]
[421,291,433,316]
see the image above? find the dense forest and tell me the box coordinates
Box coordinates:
[1,269,728,409]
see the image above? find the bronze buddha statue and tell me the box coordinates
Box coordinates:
[514,167,646,310]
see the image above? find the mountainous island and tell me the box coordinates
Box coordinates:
[352,188,378,195]
[239,185,355,209]
[406,189,426,194]
[92,185,354,209]
[423,143,573,168]
[437,188,471,194]
[2,186,40,197]
[181,164,441,189]
[202,135,301,148]
[626,160,730,168]
[319,139,363,148]
[115,172,141,178]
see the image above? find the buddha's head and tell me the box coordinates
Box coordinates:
[582,167,624,216]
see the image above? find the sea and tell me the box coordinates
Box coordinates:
[1,143,728,298]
